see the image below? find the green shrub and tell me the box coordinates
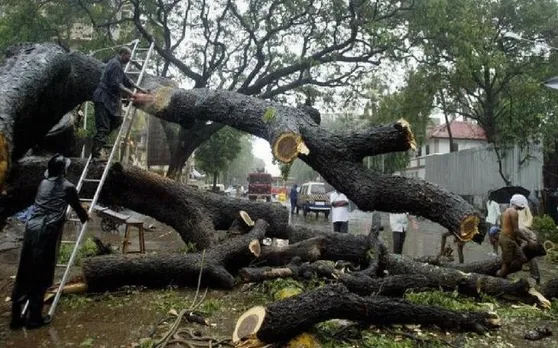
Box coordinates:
[533,215,558,243]
[58,238,99,266]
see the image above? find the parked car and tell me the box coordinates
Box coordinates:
[204,184,225,194]
[296,182,331,218]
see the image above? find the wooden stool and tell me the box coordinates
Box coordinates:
[122,217,145,254]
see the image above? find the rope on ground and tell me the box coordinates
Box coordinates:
[154,250,211,348]
[167,328,234,347]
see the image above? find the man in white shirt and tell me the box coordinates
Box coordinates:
[330,190,349,233]
[486,197,501,227]
[485,196,501,255]
[389,213,409,254]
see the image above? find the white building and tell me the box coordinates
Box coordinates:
[399,120,487,179]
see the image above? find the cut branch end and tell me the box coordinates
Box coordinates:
[396,118,416,151]
[139,86,174,117]
[233,306,266,343]
[249,240,261,257]
[457,215,480,242]
[240,210,255,227]
[273,132,307,163]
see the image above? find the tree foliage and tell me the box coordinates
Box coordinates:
[222,136,266,186]
[195,127,242,189]
[74,0,416,176]
[406,0,558,184]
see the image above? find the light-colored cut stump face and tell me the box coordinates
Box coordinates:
[240,210,255,227]
[233,306,266,343]
[238,314,259,338]
[397,118,417,151]
[249,240,261,257]
[273,132,304,163]
[458,215,480,242]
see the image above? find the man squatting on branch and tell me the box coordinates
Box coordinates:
[11,155,89,330]
[497,194,544,279]
[330,189,349,233]
[92,46,149,160]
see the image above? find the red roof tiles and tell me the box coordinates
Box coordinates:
[427,121,486,140]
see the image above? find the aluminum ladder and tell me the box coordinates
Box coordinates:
[23,40,155,321]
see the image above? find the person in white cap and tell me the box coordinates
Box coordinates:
[497,194,541,279]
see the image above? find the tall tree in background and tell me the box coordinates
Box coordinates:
[407,0,558,185]
[358,69,436,174]
[222,136,266,186]
[195,127,242,190]
[76,0,414,179]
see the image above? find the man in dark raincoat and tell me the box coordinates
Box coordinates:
[92,46,149,161]
[10,154,89,329]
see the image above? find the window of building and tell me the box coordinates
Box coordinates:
[425,144,430,155]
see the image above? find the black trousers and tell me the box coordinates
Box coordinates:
[11,220,63,326]
[333,221,348,233]
[290,199,297,213]
[92,102,122,156]
[392,231,406,254]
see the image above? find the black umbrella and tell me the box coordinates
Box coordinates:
[489,186,530,204]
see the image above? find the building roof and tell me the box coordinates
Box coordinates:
[427,121,486,140]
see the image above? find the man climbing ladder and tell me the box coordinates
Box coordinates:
[92,46,149,161]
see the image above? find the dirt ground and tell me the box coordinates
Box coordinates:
[1,210,558,347]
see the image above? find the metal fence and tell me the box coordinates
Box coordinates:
[424,145,543,197]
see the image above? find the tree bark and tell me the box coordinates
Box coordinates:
[0,157,288,248]
[136,86,483,241]
[166,122,225,180]
[387,254,549,307]
[257,237,327,266]
[83,219,268,292]
[240,262,444,298]
[1,43,483,242]
[233,284,500,344]
[0,43,102,188]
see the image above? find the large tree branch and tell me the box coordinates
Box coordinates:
[0,44,482,242]
[1,157,288,248]
[139,86,481,240]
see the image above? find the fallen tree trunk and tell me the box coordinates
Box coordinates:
[426,257,502,276]
[387,254,550,307]
[280,227,506,276]
[0,43,483,242]
[232,284,500,345]
[1,157,288,248]
[278,226,371,265]
[240,262,442,297]
[257,237,327,266]
[0,43,102,188]
[83,219,267,291]
[138,86,483,242]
